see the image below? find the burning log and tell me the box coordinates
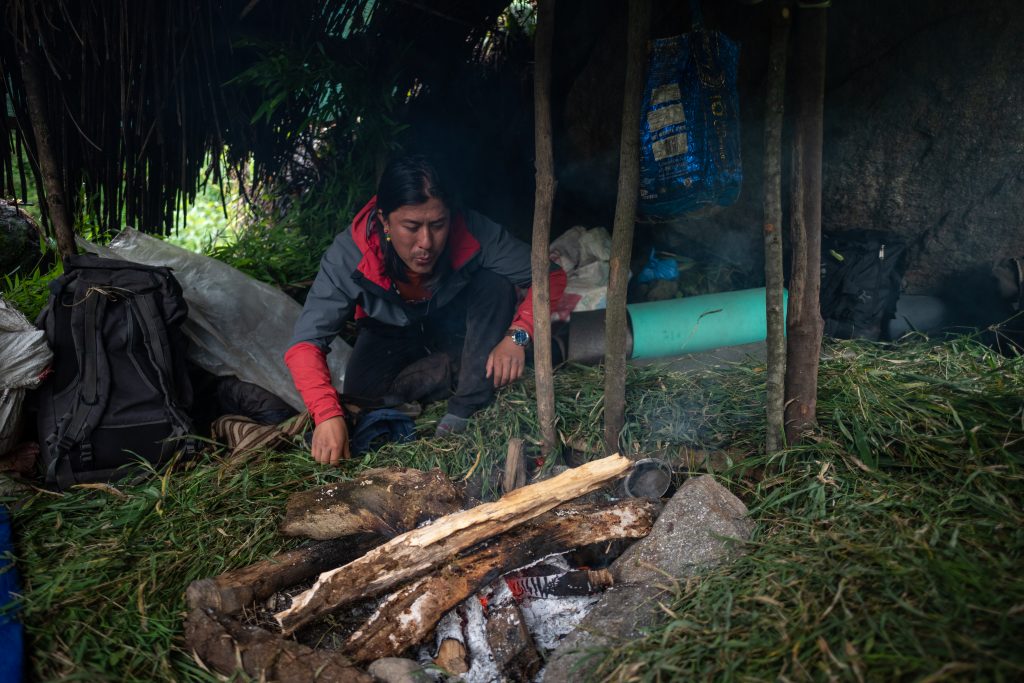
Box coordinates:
[185,535,379,615]
[487,601,542,682]
[185,608,371,683]
[342,499,658,663]
[280,467,462,540]
[274,454,632,634]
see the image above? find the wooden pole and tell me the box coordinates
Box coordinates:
[603,0,651,455]
[531,0,558,457]
[763,3,792,452]
[17,47,76,260]
[784,4,828,444]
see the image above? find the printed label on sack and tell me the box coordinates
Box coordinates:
[651,133,688,161]
[651,83,681,106]
[647,103,685,132]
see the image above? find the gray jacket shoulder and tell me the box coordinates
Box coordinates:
[290,231,363,351]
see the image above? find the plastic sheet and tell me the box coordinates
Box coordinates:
[0,296,53,456]
[549,226,613,322]
[638,14,742,219]
[636,248,680,284]
[81,230,350,412]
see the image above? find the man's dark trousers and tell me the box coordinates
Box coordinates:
[342,268,516,418]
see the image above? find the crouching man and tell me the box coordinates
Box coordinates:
[285,155,566,465]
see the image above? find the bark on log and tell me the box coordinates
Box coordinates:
[185,608,371,683]
[185,535,379,616]
[274,454,632,634]
[280,467,462,540]
[343,500,658,663]
[604,0,651,455]
[763,3,792,453]
[531,0,558,457]
[784,5,828,445]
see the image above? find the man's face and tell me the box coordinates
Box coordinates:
[381,197,451,275]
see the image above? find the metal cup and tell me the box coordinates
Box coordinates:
[622,458,675,499]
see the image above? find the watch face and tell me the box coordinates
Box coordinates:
[511,329,529,346]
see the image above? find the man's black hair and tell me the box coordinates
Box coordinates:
[373,154,455,285]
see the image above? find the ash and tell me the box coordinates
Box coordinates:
[417,553,603,682]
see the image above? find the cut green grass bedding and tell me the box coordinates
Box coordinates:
[4,336,1023,681]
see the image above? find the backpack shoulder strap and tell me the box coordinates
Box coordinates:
[47,284,112,487]
[128,290,192,435]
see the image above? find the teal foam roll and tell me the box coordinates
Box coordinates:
[627,287,788,359]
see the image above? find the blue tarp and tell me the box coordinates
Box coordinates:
[639,20,742,219]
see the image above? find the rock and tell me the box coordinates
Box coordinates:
[0,201,45,277]
[541,475,754,682]
[367,658,431,683]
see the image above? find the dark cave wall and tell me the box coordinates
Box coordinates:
[549,0,1024,302]
[823,0,1024,297]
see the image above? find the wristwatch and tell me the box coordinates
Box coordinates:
[506,327,530,347]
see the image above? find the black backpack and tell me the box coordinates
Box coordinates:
[35,254,194,489]
[820,231,908,341]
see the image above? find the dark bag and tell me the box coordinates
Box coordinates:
[35,254,194,489]
[820,231,908,341]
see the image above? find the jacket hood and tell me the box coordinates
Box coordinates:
[349,196,480,290]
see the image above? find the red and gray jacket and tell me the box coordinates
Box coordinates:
[285,197,567,424]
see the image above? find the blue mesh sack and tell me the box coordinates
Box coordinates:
[639,2,742,219]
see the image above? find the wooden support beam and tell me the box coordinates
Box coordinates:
[604,0,651,455]
[763,2,792,452]
[531,0,558,456]
[274,454,632,634]
[784,4,828,444]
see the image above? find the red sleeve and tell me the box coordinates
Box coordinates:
[510,266,568,337]
[284,342,344,424]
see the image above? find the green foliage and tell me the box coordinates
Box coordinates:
[205,220,331,289]
[1,262,62,321]
[227,32,406,272]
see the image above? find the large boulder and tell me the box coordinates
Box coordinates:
[541,475,755,682]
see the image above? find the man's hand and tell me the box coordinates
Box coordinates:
[486,336,527,388]
[311,415,350,465]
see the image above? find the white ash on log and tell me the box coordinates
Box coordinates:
[280,467,462,540]
[274,453,632,634]
[342,499,658,663]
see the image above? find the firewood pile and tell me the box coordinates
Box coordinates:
[183,454,661,682]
